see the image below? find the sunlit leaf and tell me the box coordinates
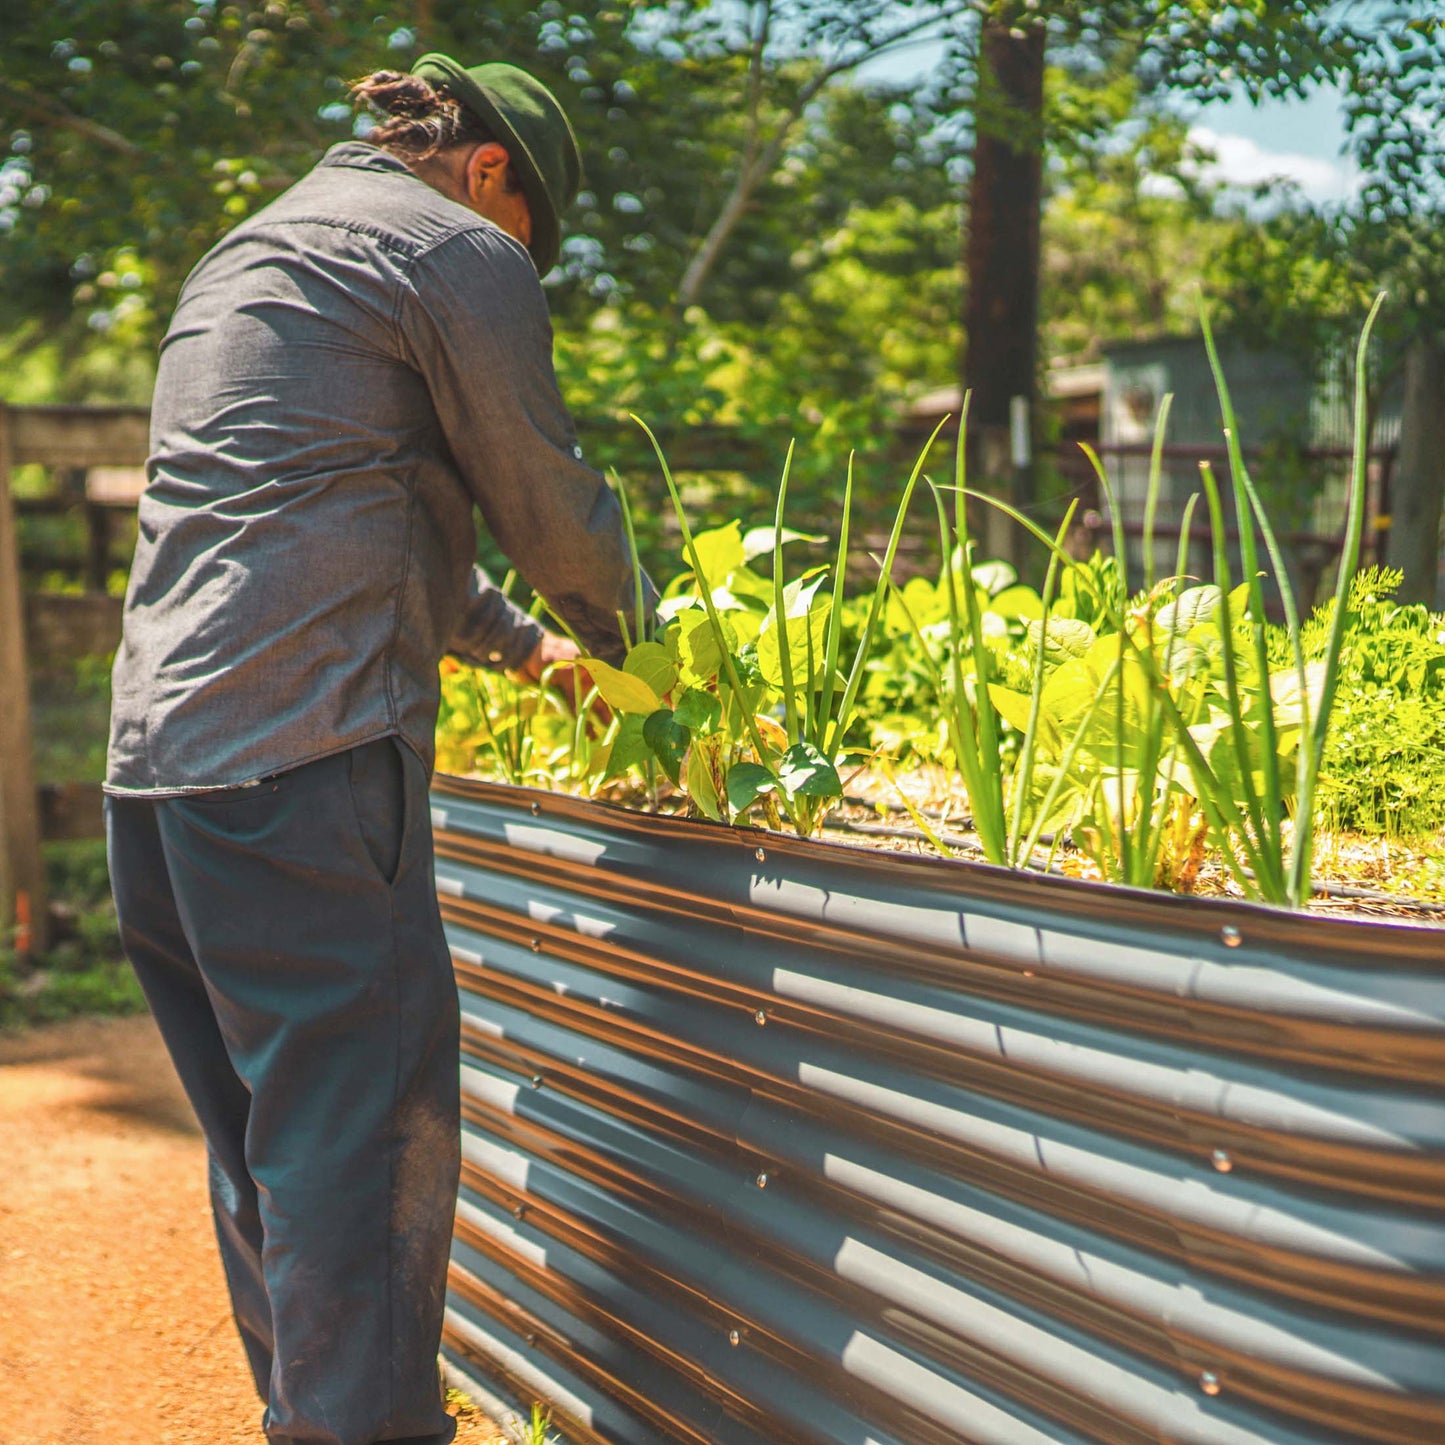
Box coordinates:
[688,520,744,582]
[686,741,722,820]
[741,525,825,562]
[777,741,842,797]
[989,584,1044,621]
[971,559,1017,597]
[623,640,677,699]
[585,657,661,714]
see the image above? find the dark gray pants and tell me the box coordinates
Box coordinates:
[105,738,460,1445]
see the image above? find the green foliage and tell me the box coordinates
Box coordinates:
[1304,569,1445,839]
[1,841,143,1031]
[437,306,1445,904]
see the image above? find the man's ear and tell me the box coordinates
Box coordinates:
[462,141,512,203]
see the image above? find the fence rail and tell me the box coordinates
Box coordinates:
[430,775,1445,1445]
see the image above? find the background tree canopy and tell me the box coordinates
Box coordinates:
[1,1,1442,594]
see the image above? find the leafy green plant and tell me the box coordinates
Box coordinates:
[567,419,948,836]
[437,298,1436,906]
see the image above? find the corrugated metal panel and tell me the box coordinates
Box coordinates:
[430,776,1445,1445]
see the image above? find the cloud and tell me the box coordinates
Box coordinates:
[1186,125,1359,205]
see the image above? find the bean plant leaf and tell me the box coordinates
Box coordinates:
[758,587,832,689]
[971,560,1017,597]
[726,761,778,812]
[989,585,1044,621]
[685,742,722,820]
[988,683,1062,753]
[1158,584,1222,636]
[642,708,690,784]
[586,657,662,715]
[623,640,677,700]
[688,521,744,582]
[1027,617,1097,665]
[673,686,722,732]
[742,525,826,561]
[676,609,737,682]
[601,714,650,782]
[777,741,843,797]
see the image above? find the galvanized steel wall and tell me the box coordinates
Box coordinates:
[429,775,1445,1445]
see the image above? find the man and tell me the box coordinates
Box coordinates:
[104,53,650,1445]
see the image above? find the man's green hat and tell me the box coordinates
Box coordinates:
[411,53,581,277]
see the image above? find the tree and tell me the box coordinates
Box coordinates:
[1209,7,1445,604]
[950,1,1366,534]
[651,0,968,310]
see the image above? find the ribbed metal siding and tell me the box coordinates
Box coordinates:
[429,776,1445,1445]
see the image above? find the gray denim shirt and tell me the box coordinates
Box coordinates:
[107,142,651,796]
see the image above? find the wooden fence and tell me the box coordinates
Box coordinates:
[0,404,147,956]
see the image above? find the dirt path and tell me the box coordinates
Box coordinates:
[0,1014,502,1445]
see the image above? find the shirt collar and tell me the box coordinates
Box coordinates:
[316,141,413,176]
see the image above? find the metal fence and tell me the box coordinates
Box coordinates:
[429,775,1445,1445]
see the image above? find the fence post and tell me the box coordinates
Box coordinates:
[0,404,48,958]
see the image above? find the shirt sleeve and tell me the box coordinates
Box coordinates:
[445,564,546,672]
[397,225,655,664]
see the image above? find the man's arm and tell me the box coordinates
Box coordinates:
[445,564,545,671]
[398,226,655,665]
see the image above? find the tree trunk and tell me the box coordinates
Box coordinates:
[962,20,1045,568]
[1384,331,1445,607]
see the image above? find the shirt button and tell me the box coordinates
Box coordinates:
[572,444,584,460]
[488,650,503,663]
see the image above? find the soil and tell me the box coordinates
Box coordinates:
[0,1014,504,1445]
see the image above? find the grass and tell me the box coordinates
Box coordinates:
[1,839,143,1031]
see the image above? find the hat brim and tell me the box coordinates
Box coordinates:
[412,53,562,276]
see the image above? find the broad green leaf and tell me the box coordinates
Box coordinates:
[777,741,843,797]
[741,525,826,562]
[586,657,661,715]
[987,683,1061,754]
[724,564,775,603]
[886,575,944,633]
[1157,584,1222,635]
[758,589,831,689]
[987,683,1038,735]
[673,686,722,732]
[623,640,677,699]
[601,714,650,782]
[972,560,1017,597]
[988,584,1044,621]
[1027,617,1097,665]
[642,708,690,785]
[685,742,722,820]
[726,761,777,813]
[688,521,744,582]
[676,609,737,682]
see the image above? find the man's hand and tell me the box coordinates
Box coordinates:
[514,632,607,721]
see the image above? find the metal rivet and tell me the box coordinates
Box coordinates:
[754,1009,768,1027]
[1199,1371,1221,1396]
[530,800,541,815]
[530,937,542,952]
[755,1172,769,1189]
[513,1204,526,1219]
[1220,925,1242,948]
[755,846,766,863]
[530,1074,543,1090]
[728,1329,741,1346]
[526,1333,538,1347]
[1211,1148,1232,1173]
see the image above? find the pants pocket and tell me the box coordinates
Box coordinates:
[347,737,408,887]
